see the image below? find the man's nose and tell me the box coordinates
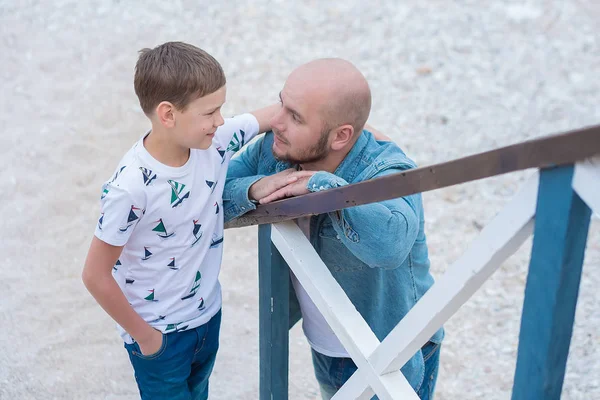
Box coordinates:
[270,107,285,132]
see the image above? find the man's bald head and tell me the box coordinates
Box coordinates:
[287,58,371,135]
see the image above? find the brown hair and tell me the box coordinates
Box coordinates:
[134,42,226,115]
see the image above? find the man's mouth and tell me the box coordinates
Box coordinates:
[273,133,287,145]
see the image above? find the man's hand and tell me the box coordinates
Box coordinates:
[259,171,317,204]
[137,328,164,356]
[249,168,314,202]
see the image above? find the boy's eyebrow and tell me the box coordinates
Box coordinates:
[279,91,304,122]
[205,105,221,114]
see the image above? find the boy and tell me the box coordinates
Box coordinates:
[82,42,289,399]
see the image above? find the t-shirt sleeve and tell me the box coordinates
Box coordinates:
[94,181,145,247]
[213,113,260,158]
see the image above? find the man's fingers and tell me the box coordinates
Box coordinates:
[260,187,288,204]
[293,171,316,178]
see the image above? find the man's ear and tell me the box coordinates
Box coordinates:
[156,101,175,128]
[330,124,355,151]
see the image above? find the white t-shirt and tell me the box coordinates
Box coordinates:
[293,217,349,358]
[94,114,259,343]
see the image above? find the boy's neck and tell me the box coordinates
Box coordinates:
[144,124,190,168]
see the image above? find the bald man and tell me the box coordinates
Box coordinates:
[223,59,443,400]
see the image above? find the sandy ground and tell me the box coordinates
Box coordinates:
[1,1,599,399]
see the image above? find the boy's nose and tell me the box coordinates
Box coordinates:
[214,112,225,127]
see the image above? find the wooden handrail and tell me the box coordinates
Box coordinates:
[225,125,600,228]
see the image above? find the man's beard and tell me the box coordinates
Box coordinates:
[272,128,330,165]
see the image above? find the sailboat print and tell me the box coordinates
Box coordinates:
[181,271,201,300]
[113,259,121,271]
[191,219,203,247]
[101,184,109,200]
[119,206,142,232]
[216,147,226,163]
[165,322,189,333]
[152,218,175,239]
[210,233,224,248]
[197,297,205,311]
[149,315,166,323]
[139,167,157,186]
[126,278,135,284]
[226,132,241,153]
[214,202,219,214]
[205,180,217,194]
[168,257,178,270]
[168,180,190,208]
[142,247,152,261]
[111,166,126,182]
[145,289,158,302]
[97,213,104,230]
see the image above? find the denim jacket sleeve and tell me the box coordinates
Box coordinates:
[223,136,266,223]
[307,169,420,269]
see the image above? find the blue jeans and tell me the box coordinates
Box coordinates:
[312,341,441,400]
[124,310,222,400]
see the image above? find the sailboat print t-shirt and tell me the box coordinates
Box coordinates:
[94,114,259,343]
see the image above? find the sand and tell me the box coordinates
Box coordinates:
[1,1,599,399]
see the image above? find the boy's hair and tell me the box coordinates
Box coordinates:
[134,41,226,115]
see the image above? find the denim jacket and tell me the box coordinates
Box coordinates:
[223,131,444,392]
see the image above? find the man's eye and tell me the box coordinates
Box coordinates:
[292,113,299,122]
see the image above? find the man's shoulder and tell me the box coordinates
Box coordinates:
[351,131,418,180]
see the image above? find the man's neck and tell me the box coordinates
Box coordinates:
[144,124,190,168]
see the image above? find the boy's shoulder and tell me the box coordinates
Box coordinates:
[101,140,149,200]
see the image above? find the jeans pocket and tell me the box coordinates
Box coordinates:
[130,333,168,360]
[422,341,440,363]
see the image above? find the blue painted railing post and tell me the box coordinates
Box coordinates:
[512,165,592,400]
[258,224,290,400]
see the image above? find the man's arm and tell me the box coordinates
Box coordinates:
[260,168,419,269]
[223,135,314,223]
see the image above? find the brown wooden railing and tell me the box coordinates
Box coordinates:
[225,125,600,229]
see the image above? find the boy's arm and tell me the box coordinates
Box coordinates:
[82,237,162,355]
[249,103,280,133]
[364,123,393,141]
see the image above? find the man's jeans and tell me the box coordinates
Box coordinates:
[312,341,441,400]
[124,310,222,400]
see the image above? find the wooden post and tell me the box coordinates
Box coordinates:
[258,224,290,400]
[512,165,592,400]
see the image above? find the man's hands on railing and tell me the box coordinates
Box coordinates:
[258,170,317,204]
[249,168,316,204]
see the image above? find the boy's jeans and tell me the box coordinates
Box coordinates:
[124,310,222,400]
[312,341,441,400]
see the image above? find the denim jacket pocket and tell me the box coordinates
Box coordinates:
[318,223,367,272]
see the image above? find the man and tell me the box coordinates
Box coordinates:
[223,59,443,400]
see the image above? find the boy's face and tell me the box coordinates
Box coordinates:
[173,85,226,150]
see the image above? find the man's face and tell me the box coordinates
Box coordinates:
[173,85,226,150]
[269,80,331,165]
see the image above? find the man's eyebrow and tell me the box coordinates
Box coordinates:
[279,91,304,121]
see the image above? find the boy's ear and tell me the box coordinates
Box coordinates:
[156,101,175,128]
[330,124,354,151]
